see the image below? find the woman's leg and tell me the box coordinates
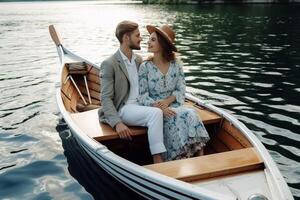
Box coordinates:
[168,106,209,160]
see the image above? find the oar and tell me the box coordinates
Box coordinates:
[49,25,62,46]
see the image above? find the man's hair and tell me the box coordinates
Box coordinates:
[115,21,139,43]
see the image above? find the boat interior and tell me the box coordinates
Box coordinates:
[61,61,265,183]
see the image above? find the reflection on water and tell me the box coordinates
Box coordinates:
[0,2,299,199]
[56,120,142,200]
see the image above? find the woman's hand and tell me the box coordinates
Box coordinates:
[162,107,176,118]
[152,97,176,117]
[153,100,169,110]
[153,96,176,109]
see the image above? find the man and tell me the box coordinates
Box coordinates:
[98,21,166,163]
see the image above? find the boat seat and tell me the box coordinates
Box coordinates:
[70,109,146,141]
[143,148,264,182]
[70,105,222,142]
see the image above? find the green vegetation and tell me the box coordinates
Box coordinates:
[142,0,294,3]
[143,0,190,4]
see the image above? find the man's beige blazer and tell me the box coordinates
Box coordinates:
[98,50,142,128]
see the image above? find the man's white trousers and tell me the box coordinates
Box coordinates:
[119,104,166,155]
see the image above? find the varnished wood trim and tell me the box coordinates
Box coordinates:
[61,89,71,101]
[61,63,101,113]
[70,92,79,112]
[184,102,222,125]
[79,96,101,105]
[84,81,100,93]
[217,130,244,150]
[88,66,100,76]
[65,81,76,99]
[61,91,71,112]
[94,125,147,141]
[78,80,100,93]
[207,137,230,153]
[78,85,100,101]
[222,121,252,147]
[87,73,100,84]
[61,80,72,98]
[144,148,264,182]
[61,65,69,85]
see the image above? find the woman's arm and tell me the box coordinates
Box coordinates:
[171,62,186,105]
[137,62,156,106]
[154,95,176,109]
[154,62,186,108]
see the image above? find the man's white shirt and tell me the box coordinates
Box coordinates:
[119,49,139,105]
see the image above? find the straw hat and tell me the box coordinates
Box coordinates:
[146,25,177,52]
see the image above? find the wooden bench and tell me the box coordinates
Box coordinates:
[143,148,264,182]
[70,105,221,142]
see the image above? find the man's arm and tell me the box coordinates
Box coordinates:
[100,59,132,140]
[100,60,122,128]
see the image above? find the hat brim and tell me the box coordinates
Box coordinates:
[146,25,177,52]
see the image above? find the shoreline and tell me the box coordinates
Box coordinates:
[0,0,300,3]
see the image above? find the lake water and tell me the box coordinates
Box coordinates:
[0,2,299,199]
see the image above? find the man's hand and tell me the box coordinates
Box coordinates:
[115,122,132,140]
[162,107,176,118]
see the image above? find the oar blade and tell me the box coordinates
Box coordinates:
[49,25,62,46]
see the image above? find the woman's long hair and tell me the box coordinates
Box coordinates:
[156,32,176,62]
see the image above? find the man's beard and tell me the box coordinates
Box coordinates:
[129,39,141,50]
[129,43,141,50]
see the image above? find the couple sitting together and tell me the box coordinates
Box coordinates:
[98,20,210,163]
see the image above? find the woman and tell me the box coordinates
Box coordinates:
[138,25,210,161]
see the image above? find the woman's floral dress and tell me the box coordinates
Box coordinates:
[138,60,210,161]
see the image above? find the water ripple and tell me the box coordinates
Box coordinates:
[0,2,299,199]
[0,164,16,171]
[10,149,28,154]
[0,100,42,112]
[11,111,40,126]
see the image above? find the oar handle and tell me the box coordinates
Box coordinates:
[49,25,62,46]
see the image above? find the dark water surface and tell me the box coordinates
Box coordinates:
[0,2,299,199]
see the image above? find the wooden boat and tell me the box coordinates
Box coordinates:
[49,25,293,200]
